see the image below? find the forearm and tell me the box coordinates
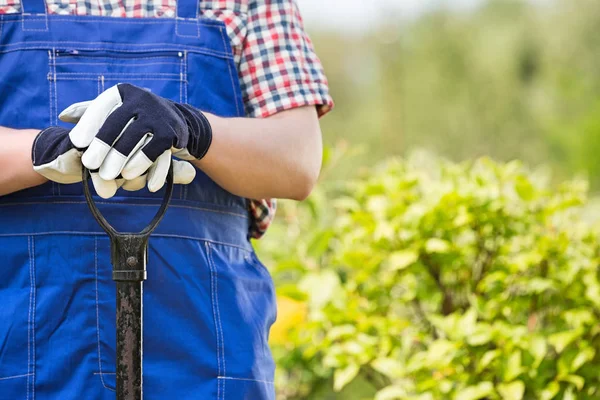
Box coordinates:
[195,106,323,201]
[0,127,47,196]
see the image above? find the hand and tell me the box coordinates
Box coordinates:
[60,83,213,192]
[32,126,195,198]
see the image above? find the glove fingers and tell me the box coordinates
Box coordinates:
[58,100,93,124]
[91,172,119,199]
[121,143,155,180]
[99,131,153,181]
[69,85,123,149]
[172,160,196,185]
[147,150,171,193]
[32,127,83,184]
[81,105,138,171]
[122,174,147,192]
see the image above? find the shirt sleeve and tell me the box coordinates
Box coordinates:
[238,0,334,118]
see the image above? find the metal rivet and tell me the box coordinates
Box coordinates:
[127,256,138,267]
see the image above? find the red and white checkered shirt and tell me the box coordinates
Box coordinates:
[0,0,333,239]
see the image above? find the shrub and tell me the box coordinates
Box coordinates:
[255,150,600,400]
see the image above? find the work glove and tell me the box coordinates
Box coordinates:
[32,126,196,198]
[59,83,213,192]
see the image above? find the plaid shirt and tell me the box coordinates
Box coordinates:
[0,0,333,239]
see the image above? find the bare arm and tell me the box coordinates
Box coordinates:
[195,106,323,201]
[0,127,47,196]
[0,105,323,200]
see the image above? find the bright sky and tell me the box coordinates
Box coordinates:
[297,0,553,32]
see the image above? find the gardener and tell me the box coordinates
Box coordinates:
[0,0,332,398]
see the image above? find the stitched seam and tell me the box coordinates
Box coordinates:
[179,54,183,103]
[207,243,226,400]
[27,236,31,400]
[0,233,251,251]
[54,77,182,81]
[31,127,54,165]
[51,48,58,197]
[52,49,57,125]
[183,51,188,104]
[3,16,224,26]
[217,376,275,385]
[46,50,52,129]
[55,61,182,67]
[94,236,116,392]
[175,18,200,38]
[31,237,36,400]
[0,46,232,60]
[0,201,248,218]
[206,243,221,399]
[220,26,241,117]
[54,72,181,76]
[0,373,33,381]
[21,14,48,32]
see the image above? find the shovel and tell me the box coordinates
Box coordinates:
[82,164,174,400]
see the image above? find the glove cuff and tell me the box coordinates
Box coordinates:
[173,103,213,160]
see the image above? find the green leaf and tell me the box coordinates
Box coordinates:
[539,381,560,400]
[298,270,341,308]
[571,347,595,372]
[375,385,408,400]
[333,364,360,392]
[425,238,451,253]
[467,323,493,346]
[529,336,547,369]
[387,250,419,271]
[371,358,404,379]
[563,385,576,400]
[548,330,580,353]
[477,350,500,373]
[453,382,494,400]
[504,351,522,382]
[497,381,525,400]
[515,175,535,201]
[559,375,585,391]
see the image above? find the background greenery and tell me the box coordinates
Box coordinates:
[254,1,600,398]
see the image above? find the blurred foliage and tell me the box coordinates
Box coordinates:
[313,0,600,187]
[255,147,600,400]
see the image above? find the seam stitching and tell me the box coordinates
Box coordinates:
[219,25,241,117]
[95,236,116,392]
[0,201,248,218]
[26,236,31,400]
[31,237,36,400]
[0,45,232,60]
[217,376,275,385]
[0,373,33,381]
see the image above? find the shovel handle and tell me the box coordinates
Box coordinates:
[82,164,174,239]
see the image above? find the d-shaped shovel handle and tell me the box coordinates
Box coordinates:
[82,165,174,239]
[82,164,174,400]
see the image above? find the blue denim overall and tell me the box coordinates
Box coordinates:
[0,1,277,398]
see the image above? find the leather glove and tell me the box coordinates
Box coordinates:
[32,126,196,198]
[59,83,212,192]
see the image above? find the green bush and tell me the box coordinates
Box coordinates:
[255,150,600,400]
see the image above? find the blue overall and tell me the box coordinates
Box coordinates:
[0,1,277,398]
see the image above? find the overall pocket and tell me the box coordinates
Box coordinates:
[51,48,187,125]
[205,242,277,400]
[0,236,34,398]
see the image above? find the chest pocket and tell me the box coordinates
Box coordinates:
[49,49,187,126]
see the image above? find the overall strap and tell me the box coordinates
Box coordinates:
[176,0,200,38]
[20,0,48,32]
